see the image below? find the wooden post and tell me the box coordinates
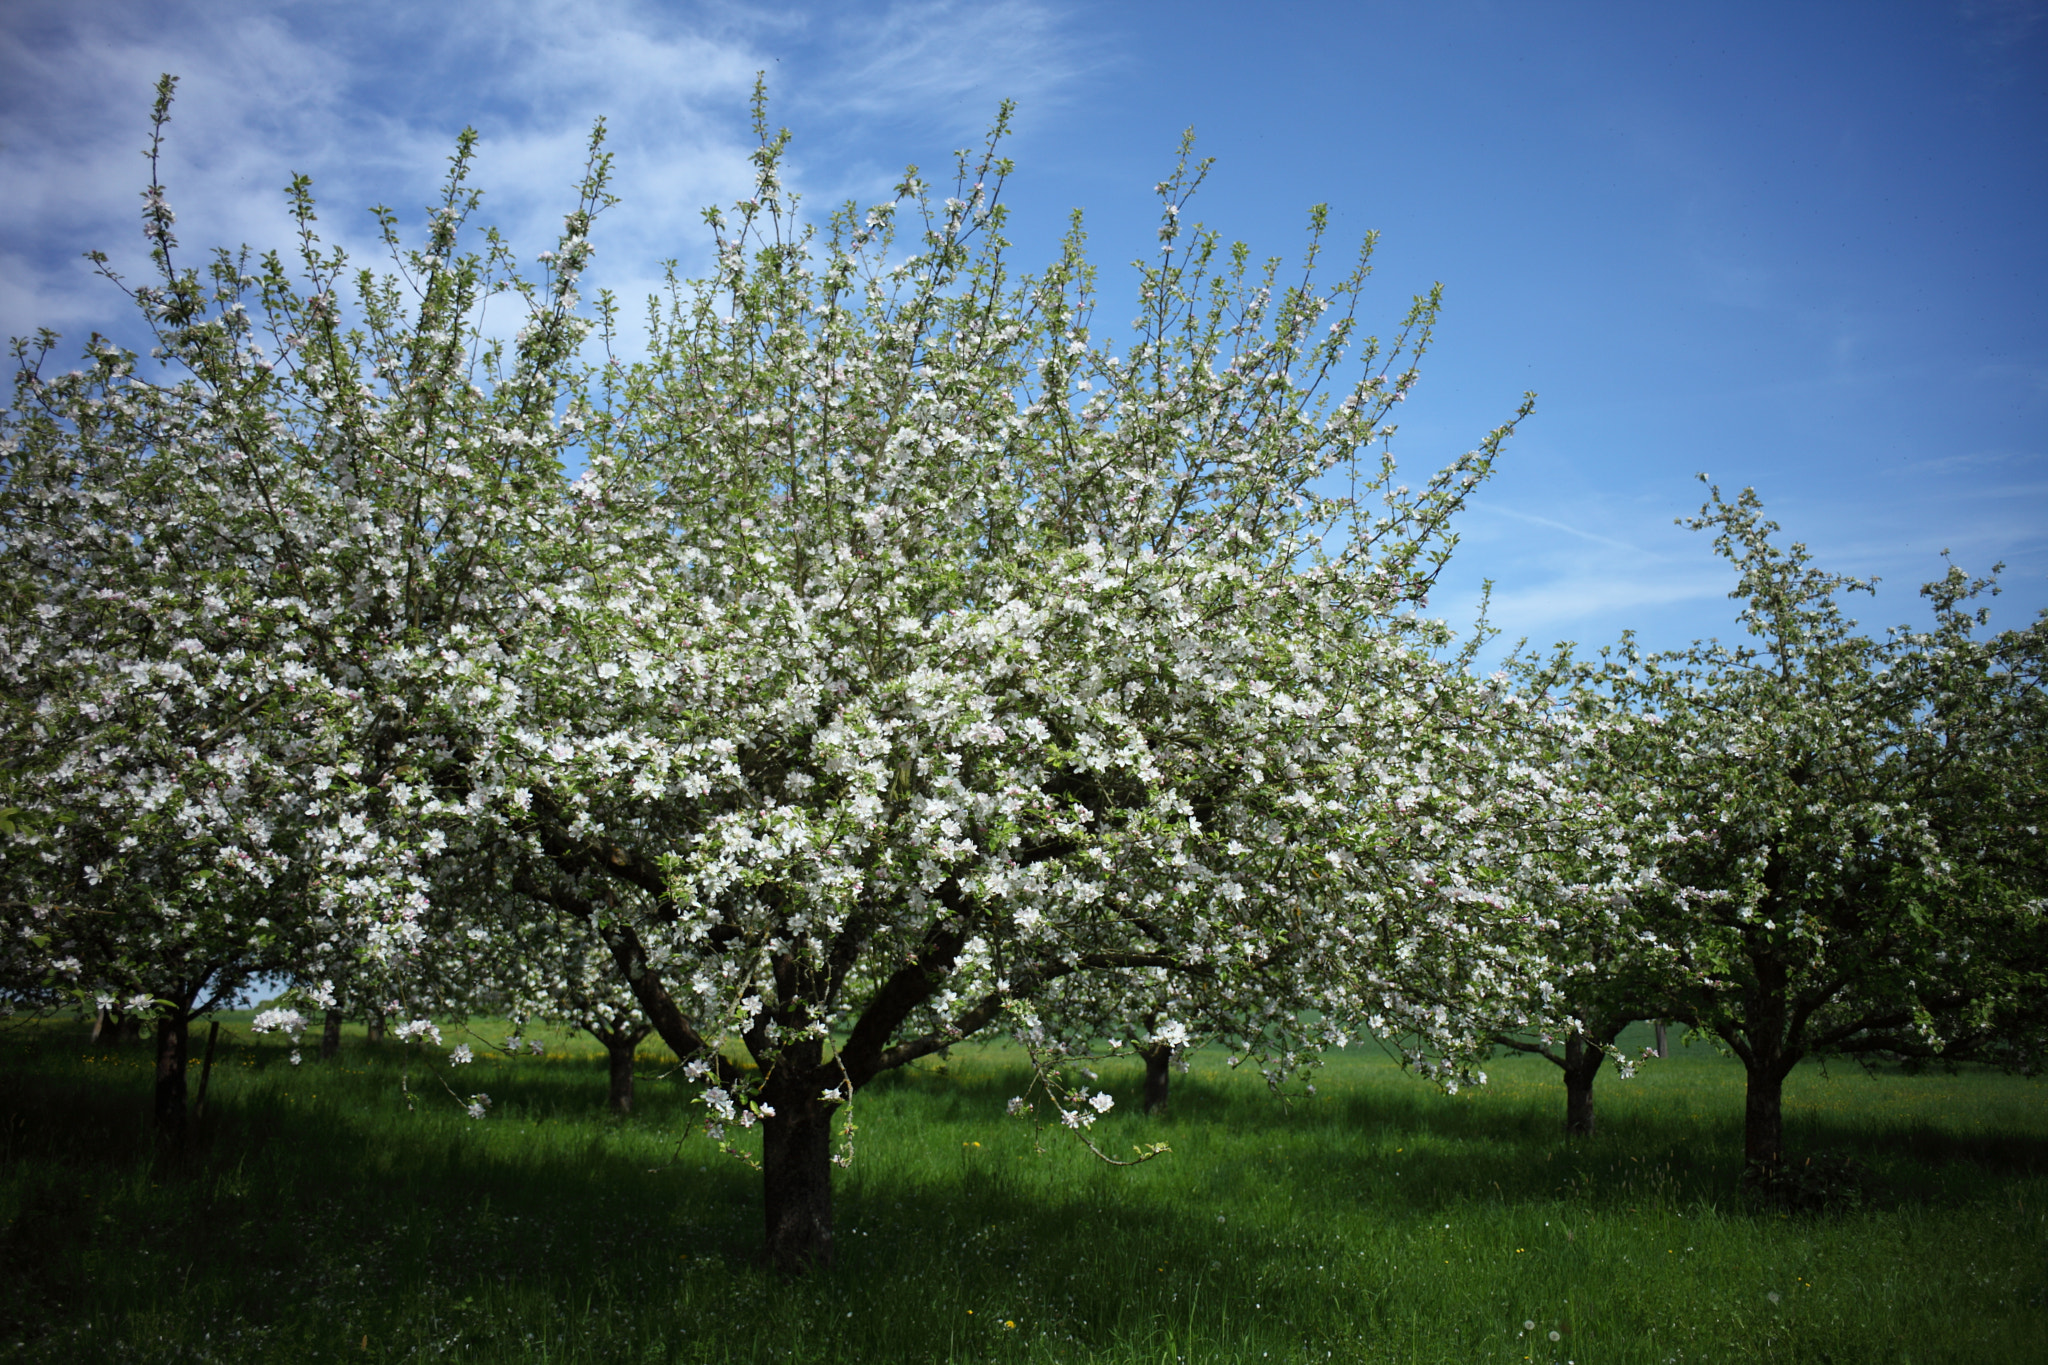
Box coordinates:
[193,1020,222,1123]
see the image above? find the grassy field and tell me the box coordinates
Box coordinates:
[2,1017,2042,1364]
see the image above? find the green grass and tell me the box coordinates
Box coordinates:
[2,1018,2042,1364]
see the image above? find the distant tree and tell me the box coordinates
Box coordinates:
[1596,485,2048,1173]
[1477,643,1704,1139]
[485,898,662,1114]
[1489,1001,1638,1139]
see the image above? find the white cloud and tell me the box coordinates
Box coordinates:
[788,0,1082,123]
[1482,569,1729,638]
[1478,503,1658,557]
[0,0,1084,350]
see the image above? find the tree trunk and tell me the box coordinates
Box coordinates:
[1562,1032,1602,1138]
[153,1009,191,1149]
[1653,1020,1669,1058]
[606,1036,637,1114]
[365,1014,385,1045]
[320,1010,343,1062]
[1743,1059,1789,1170]
[1141,1041,1173,1117]
[761,1093,837,1273]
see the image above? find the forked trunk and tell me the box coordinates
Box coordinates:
[1562,1032,1602,1138]
[1141,1041,1174,1117]
[320,1010,343,1061]
[761,1090,837,1273]
[606,1037,637,1114]
[153,1009,191,1149]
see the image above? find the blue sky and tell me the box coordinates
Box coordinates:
[4,0,2042,666]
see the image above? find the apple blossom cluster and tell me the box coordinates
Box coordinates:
[250,1008,307,1040]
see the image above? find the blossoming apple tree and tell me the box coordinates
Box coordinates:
[457,107,1625,1270]
[1476,649,1685,1138]
[4,81,1612,1267]
[1583,485,2047,1173]
[0,76,610,1142]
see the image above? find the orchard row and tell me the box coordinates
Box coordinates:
[5,77,2041,1272]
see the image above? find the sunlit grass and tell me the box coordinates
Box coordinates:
[2,1018,2041,1363]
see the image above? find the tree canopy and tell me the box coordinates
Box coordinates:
[2,81,1617,1269]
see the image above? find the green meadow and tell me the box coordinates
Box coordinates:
[2,1018,2042,1364]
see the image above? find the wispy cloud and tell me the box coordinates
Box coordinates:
[1958,0,2045,46]
[1481,568,1731,642]
[1955,0,2046,92]
[790,0,1086,123]
[1479,503,1657,557]
[1426,491,1728,655]
[0,0,1086,349]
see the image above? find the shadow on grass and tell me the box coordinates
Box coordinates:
[865,1050,2048,1215]
[4,1028,2045,1363]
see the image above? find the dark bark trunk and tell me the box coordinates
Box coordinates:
[587,1019,650,1114]
[1742,931,1794,1173]
[320,1010,343,1062]
[1562,1032,1602,1138]
[1653,1020,1669,1058]
[606,1037,637,1114]
[153,1009,191,1149]
[365,1014,385,1045]
[1141,1041,1173,1117]
[1744,1060,1788,1170]
[761,1088,837,1273]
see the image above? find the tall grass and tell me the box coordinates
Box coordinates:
[2,1019,2041,1363]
